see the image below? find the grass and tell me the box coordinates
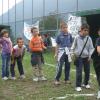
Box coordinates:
[0,49,99,100]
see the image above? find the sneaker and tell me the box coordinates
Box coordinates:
[75,87,82,92]
[65,80,71,84]
[54,80,60,85]
[2,77,8,80]
[40,76,47,81]
[33,77,39,82]
[97,91,100,99]
[20,75,26,79]
[11,77,16,80]
[85,84,91,89]
[82,84,91,89]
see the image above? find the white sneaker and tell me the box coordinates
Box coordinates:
[40,76,47,81]
[11,77,16,80]
[85,84,91,89]
[75,87,82,92]
[2,77,8,80]
[20,75,25,79]
[97,91,100,99]
[82,84,91,89]
[33,77,39,82]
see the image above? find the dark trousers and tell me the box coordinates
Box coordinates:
[55,53,70,81]
[76,57,90,87]
[10,56,24,77]
[93,60,100,89]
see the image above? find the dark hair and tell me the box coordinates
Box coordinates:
[81,24,89,30]
[17,37,23,43]
[98,28,100,32]
[31,27,37,33]
[0,29,9,36]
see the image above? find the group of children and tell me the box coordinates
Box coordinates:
[54,22,100,99]
[0,27,46,81]
[0,29,26,80]
[0,22,100,99]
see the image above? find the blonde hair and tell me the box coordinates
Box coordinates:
[60,22,68,29]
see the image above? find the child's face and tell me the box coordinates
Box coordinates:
[17,40,24,48]
[3,32,9,38]
[32,29,39,36]
[61,25,68,33]
[80,28,89,36]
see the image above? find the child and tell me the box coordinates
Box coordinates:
[92,28,100,99]
[54,22,73,85]
[71,24,94,91]
[29,27,47,81]
[0,29,12,80]
[10,37,26,80]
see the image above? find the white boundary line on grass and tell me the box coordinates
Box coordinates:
[45,63,96,78]
[45,63,96,100]
[49,93,95,100]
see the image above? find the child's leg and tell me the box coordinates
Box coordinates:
[83,58,90,85]
[65,55,70,81]
[55,54,64,81]
[38,64,43,77]
[76,58,83,87]
[93,61,100,88]
[10,56,16,77]
[16,56,24,76]
[6,53,11,77]
[33,65,39,77]
[1,53,6,78]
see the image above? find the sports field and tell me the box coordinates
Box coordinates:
[0,50,98,100]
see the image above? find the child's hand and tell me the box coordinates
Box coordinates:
[54,54,57,59]
[44,46,47,49]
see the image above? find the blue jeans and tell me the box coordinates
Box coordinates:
[1,53,11,78]
[55,53,70,81]
[76,57,90,87]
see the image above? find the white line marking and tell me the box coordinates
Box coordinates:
[49,93,95,100]
[45,63,96,77]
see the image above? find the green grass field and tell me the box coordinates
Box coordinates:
[0,50,99,100]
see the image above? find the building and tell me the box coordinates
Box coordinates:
[0,0,100,43]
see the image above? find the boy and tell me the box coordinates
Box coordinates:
[29,27,46,81]
[71,24,94,91]
[10,37,26,80]
[0,29,12,80]
[54,22,73,85]
[92,28,100,99]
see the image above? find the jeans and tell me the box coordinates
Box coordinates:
[55,53,70,81]
[1,53,11,78]
[10,56,24,77]
[76,57,90,87]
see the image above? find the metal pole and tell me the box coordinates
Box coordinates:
[2,0,3,24]
[32,0,33,23]
[57,0,59,34]
[8,0,9,25]
[76,0,78,12]
[15,0,16,40]
[43,0,45,30]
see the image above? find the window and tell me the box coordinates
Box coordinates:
[33,0,43,18]
[24,0,32,20]
[9,0,15,22]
